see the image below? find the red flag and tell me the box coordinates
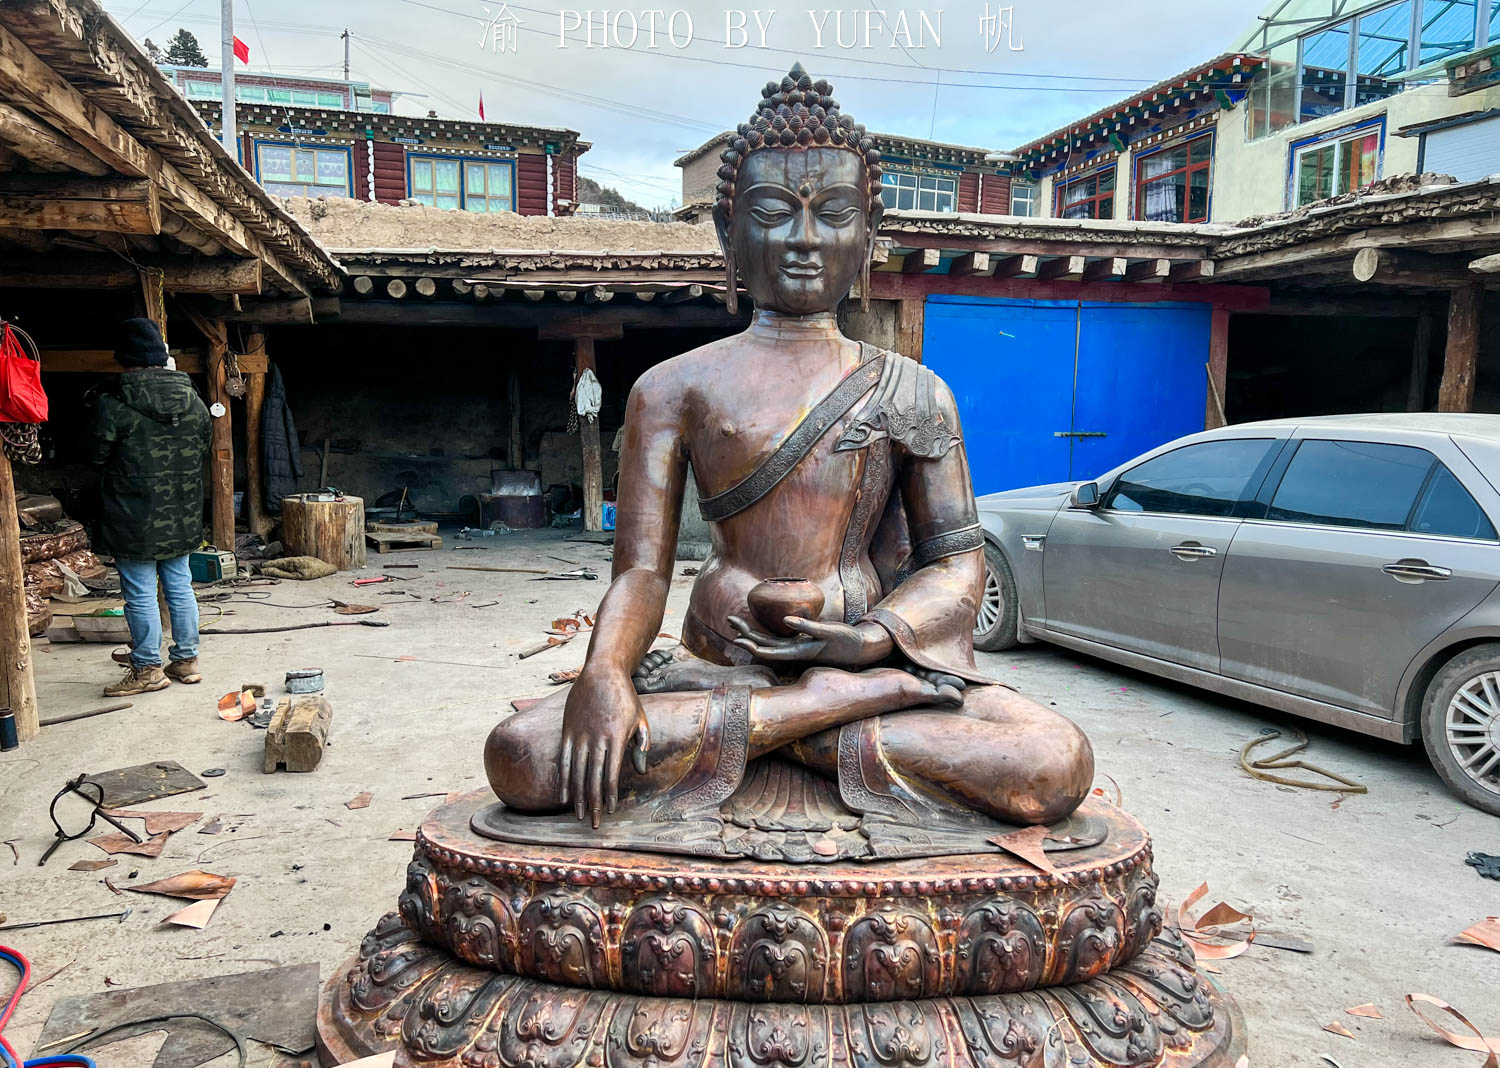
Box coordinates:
[478,92,485,121]
[232,36,249,64]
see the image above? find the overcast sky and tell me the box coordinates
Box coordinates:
[101,1,1269,208]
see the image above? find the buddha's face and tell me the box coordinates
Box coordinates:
[725,148,874,316]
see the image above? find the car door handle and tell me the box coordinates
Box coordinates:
[1170,543,1218,561]
[1383,560,1452,583]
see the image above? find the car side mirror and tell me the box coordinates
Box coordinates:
[1070,482,1101,509]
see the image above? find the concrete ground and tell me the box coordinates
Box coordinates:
[0,527,1496,1067]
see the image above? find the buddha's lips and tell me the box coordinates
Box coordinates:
[779,263,824,279]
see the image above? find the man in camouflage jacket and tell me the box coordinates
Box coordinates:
[91,318,212,696]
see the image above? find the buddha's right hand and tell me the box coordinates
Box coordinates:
[560,668,651,828]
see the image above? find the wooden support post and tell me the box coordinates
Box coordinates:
[1438,281,1484,413]
[0,447,38,742]
[1205,307,1230,430]
[1408,311,1432,412]
[895,298,926,363]
[508,367,523,468]
[244,328,271,538]
[183,310,235,549]
[575,336,604,532]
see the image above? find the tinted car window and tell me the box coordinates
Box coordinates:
[1268,440,1432,529]
[1110,439,1275,517]
[1412,465,1497,540]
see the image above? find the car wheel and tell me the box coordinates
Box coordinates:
[1420,644,1500,817]
[973,542,1019,653]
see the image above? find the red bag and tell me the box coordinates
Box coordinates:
[0,322,46,423]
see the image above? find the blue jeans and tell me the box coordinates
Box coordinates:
[116,555,200,669]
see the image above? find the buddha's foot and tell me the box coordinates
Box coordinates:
[633,646,777,694]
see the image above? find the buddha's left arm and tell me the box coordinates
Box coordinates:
[862,380,989,682]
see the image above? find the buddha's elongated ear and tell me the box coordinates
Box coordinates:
[713,199,739,316]
[861,202,884,313]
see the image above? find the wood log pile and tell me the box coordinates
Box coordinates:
[17,506,107,636]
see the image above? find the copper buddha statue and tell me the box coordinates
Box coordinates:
[480,65,1095,862]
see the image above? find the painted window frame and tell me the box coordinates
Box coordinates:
[1293,0,1496,123]
[1288,116,1386,207]
[880,170,958,213]
[462,159,518,213]
[252,139,353,199]
[1009,180,1039,217]
[407,152,517,212]
[1053,165,1117,220]
[1132,132,1214,223]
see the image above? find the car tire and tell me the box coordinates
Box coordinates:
[1420,643,1500,817]
[973,542,1019,653]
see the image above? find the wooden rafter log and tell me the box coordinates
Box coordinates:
[1353,247,1474,287]
[0,253,260,293]
[1470,252,1500,275]
[472,284,491,301]
[41,348,207,373]
[0,101,107,175]
[1035,256,1086,281]
[584,286,614,304]
[947,251,991,277]
[219,298,314,324]
[450,278,472,295]
[991,254,1039,279]
[635,291,656,302]
[158,210,224,256]
[1081,258,1127,282]
[556,289,578,303]
[1169,259,1215,282]
[522,289,546,302]
[1124,258,1171,283]
[662,284,704,304]
[0,175,159,233]
[351,276,375,296]
[901,248,942,274]
[386,278,408,299]
[0,22,311,296]
[414,276,437,298]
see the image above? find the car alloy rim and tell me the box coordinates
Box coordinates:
[1446,670,1500,796]
[974,564,1004,637]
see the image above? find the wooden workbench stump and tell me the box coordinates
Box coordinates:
[281,494,366,571]
[264,695,334,773]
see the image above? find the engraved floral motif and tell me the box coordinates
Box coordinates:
[1118,868,1165,966]
[606,1000,713,1067]
[518,893,608,989]
[726,1003,831,1068]
[954,899,1047,995]
[843,909,942,1003]
[487,984,612,1068]
[620,896,717,998]
[728,905,829,1003]
[400,856,444,943]
[443,875,518,971]
[1051,895,1124,985]
[844,1002,943,1067]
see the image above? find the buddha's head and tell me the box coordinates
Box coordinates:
[713,64,884,316]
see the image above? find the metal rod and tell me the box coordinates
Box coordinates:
[221,0,237,155]
[0,908,131,932]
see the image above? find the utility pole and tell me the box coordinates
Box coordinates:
[220,0,238,157]
[342,29,351,81]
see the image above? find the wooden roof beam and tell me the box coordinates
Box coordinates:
[992,254,1039,279]
[1124,258,1171,283]
[901,248,942,274]
[0,254,260,293]
[1353,248,1475,287]
[1471,252,1500,275]
[1035,256,1085,281]
[947,251,991,277]
[1081,257,1126,282]
[0,102,107,175]
[0,22,309,296]
[1169,259,1215,282]
[0,176,159,233]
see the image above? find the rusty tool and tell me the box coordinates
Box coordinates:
[0,906,132,932]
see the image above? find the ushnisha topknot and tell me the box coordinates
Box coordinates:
[715,63,883,219]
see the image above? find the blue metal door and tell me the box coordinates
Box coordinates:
[922,296,1211,494]
[1070,302,1212,481]
[922,297,1079,494]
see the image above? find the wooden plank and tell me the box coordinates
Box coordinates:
[0,176,159,233]
[992,254,1039,279]
[1124,258,1171,283]
[0,102,108,175]
[867,271,1271,311]
[0,448,38,742]
[1471,252,1500,275]
[244,330,270,539]
[889,231,1213,262]
[1437,280,1484,412]
[220,299,313,324]
[947,251,991,278]
[0,255,261,293]
[181,310,235,549]
[37,348,240,374]
[901,248,942,274]
[1035,256,1085,282]
[0,23,312,296]
[575,336,604,533]
[895,299,925,363]
[1205,307,1230,430]
[1081,257,1127,282]
[365,531,443,553]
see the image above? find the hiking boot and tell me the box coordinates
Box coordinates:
[165,658,202,684]
[104,665,170,697]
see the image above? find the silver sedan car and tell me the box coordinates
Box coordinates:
[974,414,1500,816]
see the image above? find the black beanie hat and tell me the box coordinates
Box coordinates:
[114,318,169,368]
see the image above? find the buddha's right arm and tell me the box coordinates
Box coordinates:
[580,369,688,678]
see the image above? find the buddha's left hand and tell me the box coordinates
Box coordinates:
[727,616,892,668]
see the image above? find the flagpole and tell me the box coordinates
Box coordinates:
[221,0,238,158]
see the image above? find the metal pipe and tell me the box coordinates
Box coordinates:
[221,0,237,157]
